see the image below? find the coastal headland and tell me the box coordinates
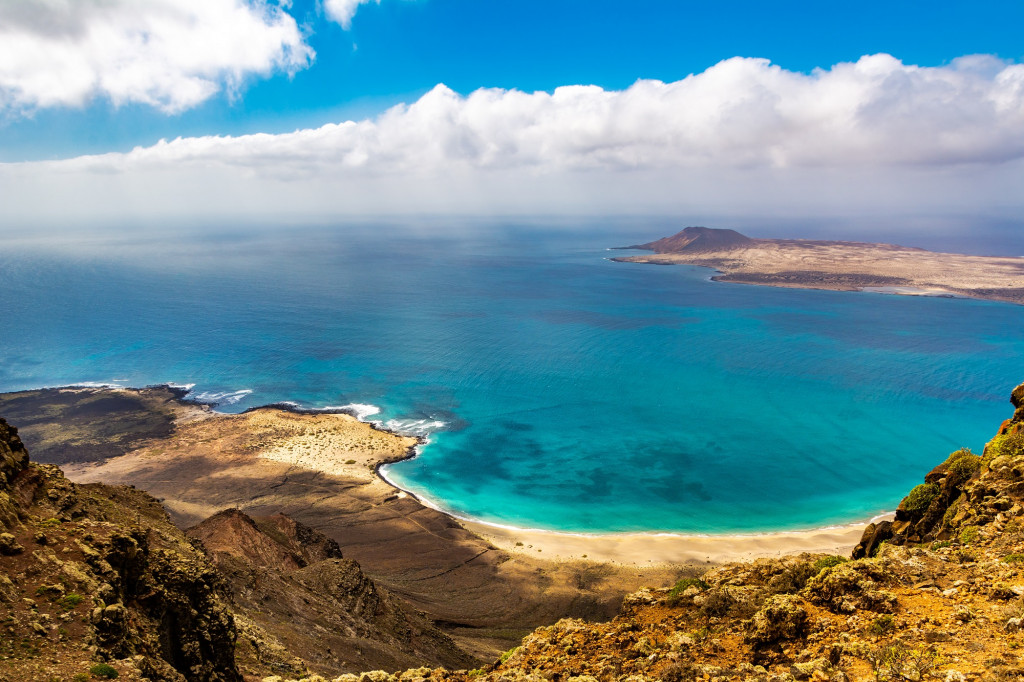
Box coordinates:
[0,385,873,658]
[611,226,1024,305]
[0,385,681,661]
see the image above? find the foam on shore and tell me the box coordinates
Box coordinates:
[191,388,254,405]
[342,403,382,420]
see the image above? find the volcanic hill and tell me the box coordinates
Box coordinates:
[625,226,754,253]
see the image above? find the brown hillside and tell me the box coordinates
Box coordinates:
[0,417,241,681]
[0,413,480,681]
[187,508,478,678]
[187,508,341,572]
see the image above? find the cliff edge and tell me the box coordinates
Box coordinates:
[0,416,240,681]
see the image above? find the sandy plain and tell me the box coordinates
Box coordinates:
[612,239,1024,304]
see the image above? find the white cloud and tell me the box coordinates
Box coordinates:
[1,54,1023,228]
[55,53,1024,175]
[323,0,381,29]
[0,0,313,114]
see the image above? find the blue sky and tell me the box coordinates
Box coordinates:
[1,0,1022,243]
[5,0,1023,161]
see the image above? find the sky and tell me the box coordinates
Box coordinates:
[1,0,1023,248]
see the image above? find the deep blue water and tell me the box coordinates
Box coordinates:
[1,225,1022,534]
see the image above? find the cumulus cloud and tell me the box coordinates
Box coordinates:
[0,0,313,114]
[1,54,1023,227]
[55,53,1024,175]
[323,0,381,29]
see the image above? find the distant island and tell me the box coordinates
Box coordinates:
[612,226,1024,305]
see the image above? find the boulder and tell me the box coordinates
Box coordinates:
[746,594,809,646]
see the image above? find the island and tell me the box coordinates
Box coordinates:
[611,226,1024,305]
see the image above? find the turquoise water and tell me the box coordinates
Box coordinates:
[0,226,1021,534]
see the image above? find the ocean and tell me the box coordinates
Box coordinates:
[1,224,1021,534]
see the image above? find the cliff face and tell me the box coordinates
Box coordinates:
[0,416,29,529]
[0,415,479,681]
[0,417,241,681]
[187,509,478,678]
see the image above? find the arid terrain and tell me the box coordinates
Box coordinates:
[2,381,1024,681]
[0,387,687,668]
[612,227,1024,305]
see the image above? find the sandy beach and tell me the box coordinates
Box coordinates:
[459,516,887,565]
[166,398,878,566]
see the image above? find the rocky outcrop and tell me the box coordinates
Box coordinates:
[0,417,29,530]
[626,226,754,253]
[188,508,478,679]
[188,508,338,572]
[855,381,1024,558]
[0,416,241,681]
[745,594,809,647]
[259,511,346,564]
[850,519,893,559]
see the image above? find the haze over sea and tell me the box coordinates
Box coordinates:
[2,225,1022,535]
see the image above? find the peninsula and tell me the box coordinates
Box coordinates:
[612,227,1024,305]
